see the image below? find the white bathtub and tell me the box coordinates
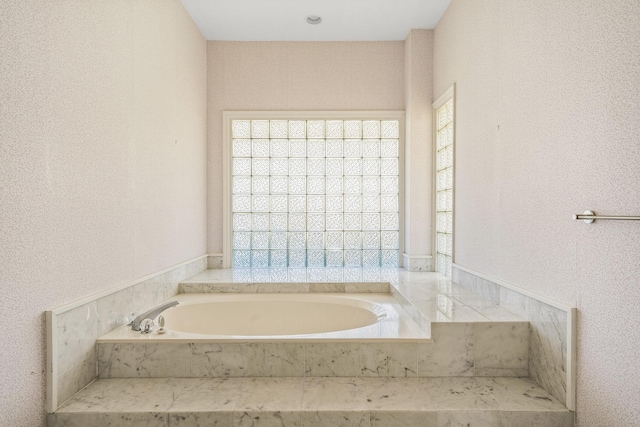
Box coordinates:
[98,293,430,342]
[162,294,386,336]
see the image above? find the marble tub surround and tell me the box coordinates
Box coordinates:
[48,376,573,427]
[96,341,427,379]
[452,265,576,410]
[96,292,432,380]
[96,287,530,380]
[179,268,525,323]
[46,256,208,413]
[97,324,527,380]
[51,268,573,427]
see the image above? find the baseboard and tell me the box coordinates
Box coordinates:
[403,253,433,271]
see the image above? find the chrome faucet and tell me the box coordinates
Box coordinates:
[130,301,179,331]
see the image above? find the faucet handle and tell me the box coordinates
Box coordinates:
[139,318,155,334]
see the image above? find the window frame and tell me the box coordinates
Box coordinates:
[432,85,456,276]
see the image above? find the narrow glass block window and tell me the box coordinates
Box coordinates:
[231,119,400,267]
[435,99,454,277]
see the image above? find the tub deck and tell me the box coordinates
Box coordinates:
[180,268,525,324]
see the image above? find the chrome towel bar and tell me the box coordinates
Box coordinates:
[574,210,640,224]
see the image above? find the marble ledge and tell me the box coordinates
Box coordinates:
[180,282,390,294]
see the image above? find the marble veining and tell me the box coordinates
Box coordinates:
[57,302,98,375]
[96,286,135,337]
[236,378,304,411]
[301,411,368,427]
[50,258,208,412]
[98,343,192,378]
[473,323,529,377]
[304,343,361,377]
[190,343,307,378]
[452,266,571,407]
[359,343,417,377]
[96,272,532,382]
[475,377,568,411]
[51,267,571,424]
[170,412,232,426]
[302,377,368,410]
[97,333,528,380]
[529,299,567,370]
[50,377,572,427]
[418,323,474,377]
[57,354,96,406]
[529,351,567,407]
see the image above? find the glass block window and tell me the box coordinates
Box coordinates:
[232,119,400,268]
[435,99,454,277]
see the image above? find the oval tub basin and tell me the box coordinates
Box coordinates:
[161,294,387,336]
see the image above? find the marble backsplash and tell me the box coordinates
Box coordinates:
[452,265,575,410]
[46,256,208,412]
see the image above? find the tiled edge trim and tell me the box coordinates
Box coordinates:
[452,264,576,411]
[402,253,434,272]
[45,311,56,413]
[45,255,208,413]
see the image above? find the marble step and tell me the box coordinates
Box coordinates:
[48,376,573,427]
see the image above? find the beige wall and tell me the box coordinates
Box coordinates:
[206,41,406,253]
[404,30,434,259]
[0,1,207,425]
[434,0,640,425]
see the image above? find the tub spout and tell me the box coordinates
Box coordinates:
[130,301,179,331]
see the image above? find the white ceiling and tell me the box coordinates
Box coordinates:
[180,0,452,41]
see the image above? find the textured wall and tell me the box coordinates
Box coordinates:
[404,30,434,258]
[0,1,207,425]
[433,0,640,425]
[207,41,405,253]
